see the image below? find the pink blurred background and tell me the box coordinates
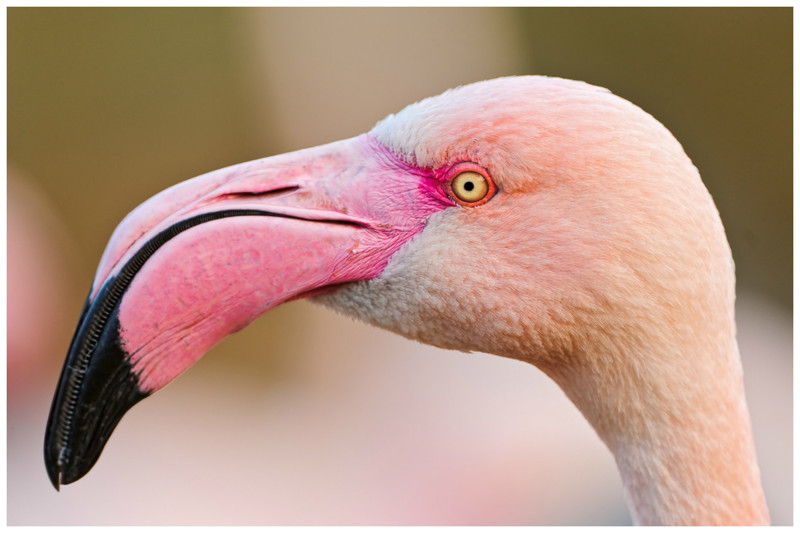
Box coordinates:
[7,8,792,525]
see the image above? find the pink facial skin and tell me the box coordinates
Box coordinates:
[100,134,456,392]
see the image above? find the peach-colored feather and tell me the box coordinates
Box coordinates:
[320,76,769,525]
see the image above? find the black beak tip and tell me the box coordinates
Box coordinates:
[44,293,149,491]
[44,438,94,490]
[45,457,61,491]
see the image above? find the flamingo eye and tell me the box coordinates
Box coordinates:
[450,170,493,206]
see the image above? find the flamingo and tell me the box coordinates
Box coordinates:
[44,76,769,525]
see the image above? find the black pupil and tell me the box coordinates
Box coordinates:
[463,180,475,192]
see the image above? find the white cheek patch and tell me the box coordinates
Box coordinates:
[313,209,469,349]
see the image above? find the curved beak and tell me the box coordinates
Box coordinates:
[44,134,448,489]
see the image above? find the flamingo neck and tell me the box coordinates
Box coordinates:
[542,333,769,525]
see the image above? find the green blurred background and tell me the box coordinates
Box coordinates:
[7,7,791,525]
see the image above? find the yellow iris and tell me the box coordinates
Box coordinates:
[451,171,490,204]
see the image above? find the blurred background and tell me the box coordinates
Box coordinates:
[7,7,791,525]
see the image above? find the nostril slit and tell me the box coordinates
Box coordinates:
[223,185,300,199]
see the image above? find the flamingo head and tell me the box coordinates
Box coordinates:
[45,76,734,502]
